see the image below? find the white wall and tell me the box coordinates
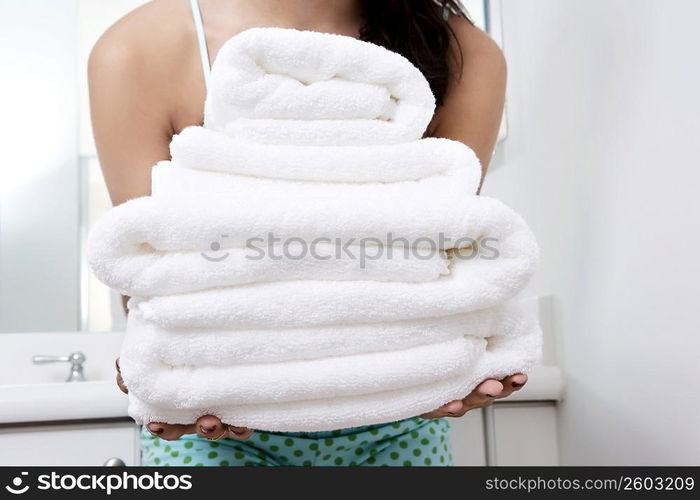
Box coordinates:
[485,0,700,464]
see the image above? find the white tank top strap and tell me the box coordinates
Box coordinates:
[189,0,211,90]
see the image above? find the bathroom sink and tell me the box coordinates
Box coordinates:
[0,331,128,424]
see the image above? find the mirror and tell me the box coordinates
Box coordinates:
[0,0,501,333]
[0,0,149,333]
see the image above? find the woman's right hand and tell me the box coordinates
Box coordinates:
[115,358,254,441]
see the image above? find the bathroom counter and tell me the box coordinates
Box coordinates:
[0,326,563,425]
[0,380,128,425]
[0,365,563,425]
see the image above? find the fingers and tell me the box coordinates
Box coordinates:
[453,379,502,415]
[418,372,531,420]
[419,411,443,419]
[197,416,255,441]
[145,417,223,441]
[145,416,226,441]
[145,416,254,442]
[120,356,254,442]
[495,373,528,399]
[420,379,506,419]
[115,358,128,394]
[227,426,254,441]
[116,372,128,394]
[420,399,463,419]
[146,422,196,441]
[196,415,229,440]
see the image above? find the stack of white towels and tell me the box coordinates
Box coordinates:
[88,28,542,432]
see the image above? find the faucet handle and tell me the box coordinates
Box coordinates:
[33,354,70,364]
[32,351,86,382]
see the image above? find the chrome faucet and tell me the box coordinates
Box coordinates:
[32,351,86,382]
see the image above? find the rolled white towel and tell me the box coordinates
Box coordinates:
[205,27,435,144]
[87,191,536,299]
[169,126,481,184]
[121,334,478,407]
[134,247,537,330]
[123,306,542,431]
[151,161,479,201]
[100,238,450,298]
[124,302,531,366]
[121,198,538,329]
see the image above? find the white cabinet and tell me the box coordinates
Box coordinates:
[493,403,559,465]
[450,409,487,465]
[0,403,558,466]
[450,402,559,466]
[0,421,139,466]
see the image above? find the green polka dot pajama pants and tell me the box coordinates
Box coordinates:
[141,417,452,467]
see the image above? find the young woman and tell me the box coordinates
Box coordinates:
[90,0,527,466]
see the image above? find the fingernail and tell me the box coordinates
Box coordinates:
[147,425,164,436]
[199,424,217,434]
[115,358,120,371]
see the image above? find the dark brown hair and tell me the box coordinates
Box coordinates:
[359,0,470,106]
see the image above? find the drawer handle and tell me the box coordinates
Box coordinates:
[103,457,126,466]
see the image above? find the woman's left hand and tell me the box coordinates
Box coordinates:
[419,373,528,419]
[116,358,254,441]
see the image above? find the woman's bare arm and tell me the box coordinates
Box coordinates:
[88,1,203,206]
[89,26,168,204]
[430,17,507,188]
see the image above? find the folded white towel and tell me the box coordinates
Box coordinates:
[205,28,435,144]
[124,302,532,366]
[123,304,542,431]
[101,237,449,298]
[169,126,481,184]
[87,190,535,298]
[133,246,536,330]
[122,329,478,407]
[151,160,479,200]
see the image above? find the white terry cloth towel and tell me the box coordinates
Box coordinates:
[132,248,536,330]
[122,334,479,407]
[124,302,534,366]
[204,28,436,145]
[168,126,480,184]
[151,158,479,199]
[121,305,542,431]
[87,192,536,300]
